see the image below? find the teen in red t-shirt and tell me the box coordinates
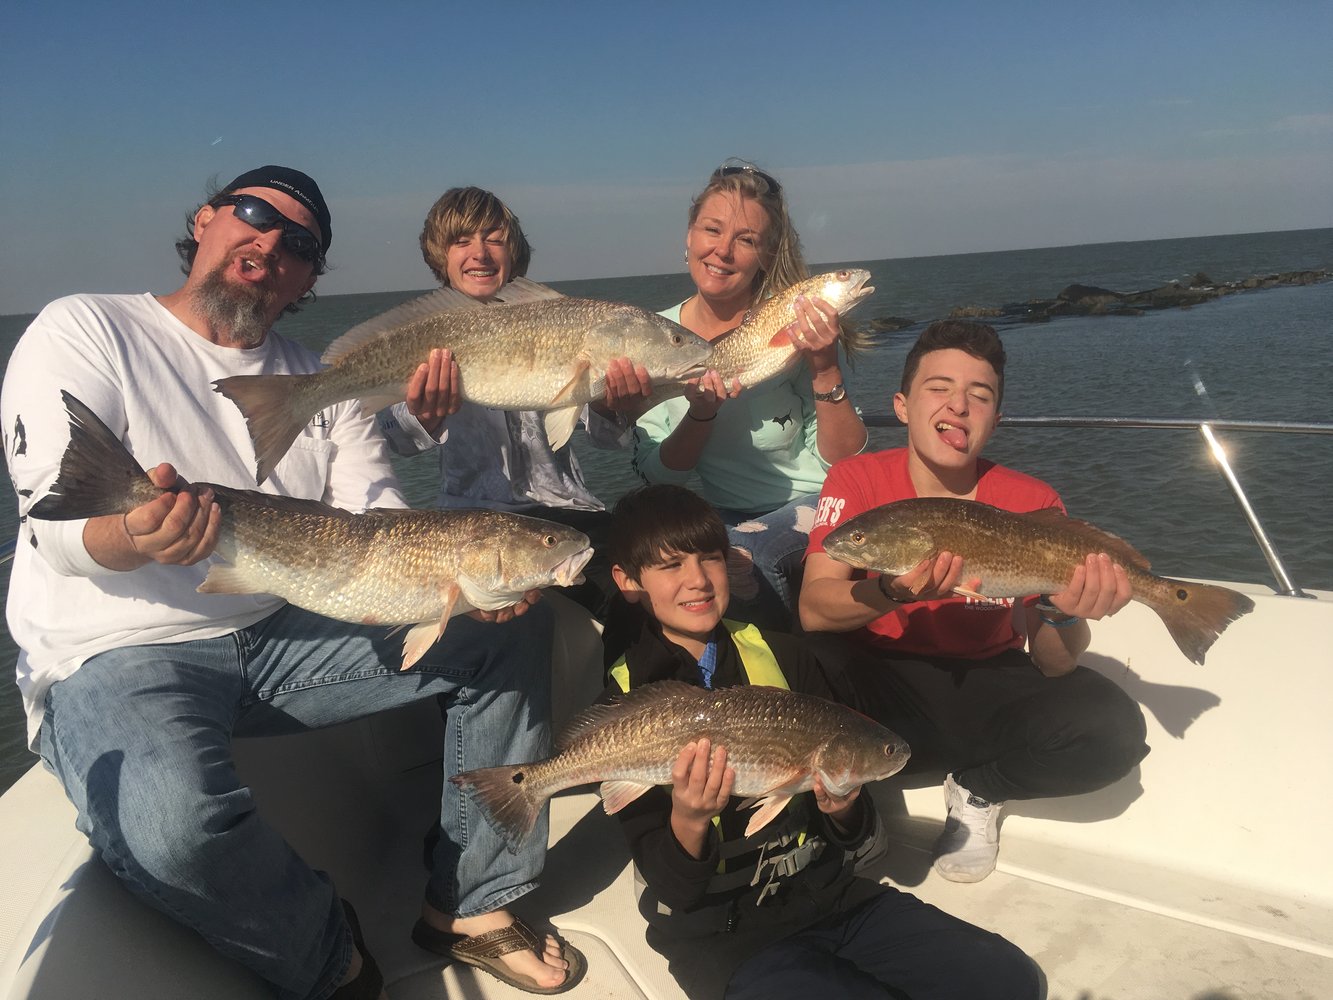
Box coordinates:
[799,321,1148,884]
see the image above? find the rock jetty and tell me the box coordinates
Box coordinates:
[946,268,1332,324]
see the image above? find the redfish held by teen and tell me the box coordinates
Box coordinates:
[28,392,592,669]
[452,679,910,851]
[214,277,713,484]
[821,497,1256,665]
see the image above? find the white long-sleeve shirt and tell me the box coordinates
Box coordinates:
[1,293,404,746]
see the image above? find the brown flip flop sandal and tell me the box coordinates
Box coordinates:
[412,916,587,995]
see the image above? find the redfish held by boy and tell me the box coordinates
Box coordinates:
[214,277,713,484]
[821,497,1256,665]
[643,269,876,409]
[452,679,910,851]
[28,392,593,670]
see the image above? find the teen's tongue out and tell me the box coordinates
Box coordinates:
[936,422,968,451]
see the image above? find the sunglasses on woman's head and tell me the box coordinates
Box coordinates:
[209,194,323,264]
[712,161,782,196]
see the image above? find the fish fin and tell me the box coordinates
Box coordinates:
[213,374,321,485]
[321,287,484,365]
[549,360,591,407]
[1146,578,1256,665]
[401,618,447,671]
[490,276,567,304]
[197,563,260,596]
[1021,508,1153,571]
[743,794,795,837]
[28,391,158,521]
[543,404,583,451]
[768,328,797,349]
[354,391,406,416]
[554,680,702,751]
[599,779,656,815]
[451,763,547,853]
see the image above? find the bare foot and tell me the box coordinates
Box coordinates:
[420,904,569,990]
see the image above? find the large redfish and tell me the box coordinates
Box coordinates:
[28,392,592,670]
[821,497,1255,665]
[214,278,712,484]
[452,680,910,851]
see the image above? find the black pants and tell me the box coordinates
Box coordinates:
[806,634,1149,804]
[724,888,1040,1000]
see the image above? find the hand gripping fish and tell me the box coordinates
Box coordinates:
[822,497,1256,665]
[452,680,911,851]
[27,392,592,669]
[213,278,713,483]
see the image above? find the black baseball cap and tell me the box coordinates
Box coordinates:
[222,165,332,253]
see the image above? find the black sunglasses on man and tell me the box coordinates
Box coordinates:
[209,193,324,264]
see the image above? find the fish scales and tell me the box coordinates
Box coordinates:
[641,269,877,408]
[453,681,911,850]
[29,393,593,668]
[821,497,1255,665]
[214,279,713,483]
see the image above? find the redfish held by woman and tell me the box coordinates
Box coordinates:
[640,269,877,409]
[214,277,713,484]
[452,680,910,851]
[821,497,1256,665]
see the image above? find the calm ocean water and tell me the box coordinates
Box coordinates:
[1,227,1330,792]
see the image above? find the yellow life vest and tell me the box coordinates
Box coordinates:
[608,619,789,693]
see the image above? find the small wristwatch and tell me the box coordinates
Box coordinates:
[812,382,847,403]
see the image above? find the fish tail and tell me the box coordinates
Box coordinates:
[1145,578,1256,665]
[213,373,320,485]
[450,764,548,852]
[29,391,160,520]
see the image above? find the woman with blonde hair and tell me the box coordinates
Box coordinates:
[632,160,869,626]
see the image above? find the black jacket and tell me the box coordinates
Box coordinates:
[602,619,886,996]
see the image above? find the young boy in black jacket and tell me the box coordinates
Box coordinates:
[603,484,1039,1000]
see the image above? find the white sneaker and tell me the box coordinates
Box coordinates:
[933,774,1003,883]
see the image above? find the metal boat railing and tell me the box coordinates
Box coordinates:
[2,416,1330,594]
[864,415,1333,597]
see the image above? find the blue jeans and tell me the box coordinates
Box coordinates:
[39,601,555,1000]
[721,493,819,630]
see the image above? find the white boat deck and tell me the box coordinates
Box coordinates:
[2,587,1330,1000]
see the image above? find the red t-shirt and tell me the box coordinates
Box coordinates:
[805,448,1064,659]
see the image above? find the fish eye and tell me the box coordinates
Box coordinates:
[836,269,850,279]
[850,530,865,545]
[543,534,558,548]
[670,332,684,345]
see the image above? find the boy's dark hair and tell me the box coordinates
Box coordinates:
[608,485,729,581]
[900,320,1007,407]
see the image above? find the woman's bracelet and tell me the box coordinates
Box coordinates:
[685,411,716,422]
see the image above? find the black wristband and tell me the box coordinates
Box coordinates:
[876,574,912,604]
[686,411,717,422]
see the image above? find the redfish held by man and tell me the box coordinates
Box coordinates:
[821,497,1256,665]
[28,392,593,670]
[452,679,910,851]
[214,277,713,484]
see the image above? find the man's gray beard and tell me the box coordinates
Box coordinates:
[192,263,279,347]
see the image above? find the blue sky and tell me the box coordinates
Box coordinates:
[1,0,1329,315]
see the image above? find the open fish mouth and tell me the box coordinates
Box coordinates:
[553,546,595,586]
